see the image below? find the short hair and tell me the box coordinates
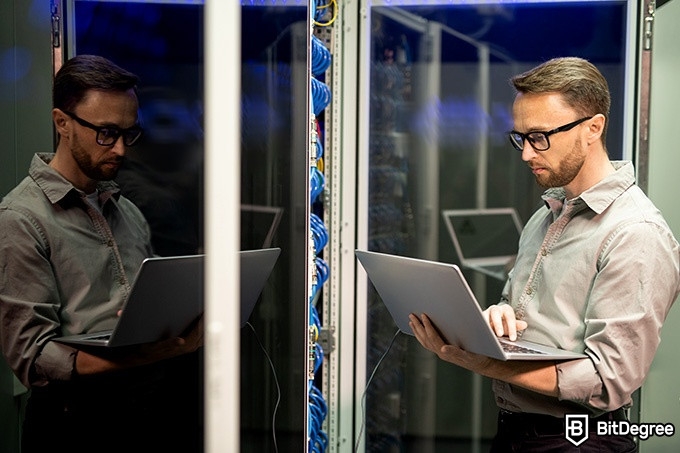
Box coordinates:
[511,57,610,142]
[53,54,140,112]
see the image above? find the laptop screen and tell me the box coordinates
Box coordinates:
[240,204,283,249]
[442,209,522,260]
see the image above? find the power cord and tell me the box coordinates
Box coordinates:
[245,321,281,453]
[354,329,402,453]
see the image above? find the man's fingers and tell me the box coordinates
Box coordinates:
[487,304,525,339]
[488,306,507,337]
[409,313,446,354]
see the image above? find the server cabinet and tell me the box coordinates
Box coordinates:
[345,1,652,452]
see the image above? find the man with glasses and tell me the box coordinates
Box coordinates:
[410,57,680,451]
[0,55,202,453]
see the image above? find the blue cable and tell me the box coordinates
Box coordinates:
[315,257,329,287]
[309,7,332,451]
[312,35,332,76]
[316,138,324,159]
[310,166,325,202]
[311,213,328,251]
[311,77,332,116]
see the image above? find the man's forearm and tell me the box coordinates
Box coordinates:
[477,357,559,397]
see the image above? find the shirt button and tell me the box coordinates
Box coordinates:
[541,248,548,256]
[526,287,533,295]
[107,240,114,247]
[119,277,126,285]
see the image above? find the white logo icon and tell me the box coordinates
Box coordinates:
[565,414,589,446]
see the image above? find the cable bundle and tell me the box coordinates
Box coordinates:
[311,77,332,116]
[308,3,335,452]
[310,166,325,203]
[312,35,332,77]
[310,213,329,252]
[308,290,328,453]
[312,0,337,27]
[308,375,329,453]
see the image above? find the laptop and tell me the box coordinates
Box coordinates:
[355,250,587,361]
[441,208,523,281]
[241,204,284,249]
[56,247,280,348]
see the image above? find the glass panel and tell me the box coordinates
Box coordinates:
[364,1,632,451]
[240,5,309,452]
[67,1,308,451]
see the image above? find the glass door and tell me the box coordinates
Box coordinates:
[357,1,640,451]
[58,1,310,451]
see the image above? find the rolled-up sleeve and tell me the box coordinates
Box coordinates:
[557,220,680,411]
[0,207,75,387]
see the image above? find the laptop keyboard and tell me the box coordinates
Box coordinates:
[501,342,547,355]
[87,334,112,341]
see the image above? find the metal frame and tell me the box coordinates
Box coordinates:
[341,1,648,451]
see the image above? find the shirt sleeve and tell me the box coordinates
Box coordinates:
[0,208,78,388]
[556,220,680,411]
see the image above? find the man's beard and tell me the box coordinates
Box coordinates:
[71,140,123,182]
[534,139,586,189]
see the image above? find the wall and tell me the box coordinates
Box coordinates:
[0,0,54,451]
[642,0,680,451]
[0,0,53,194]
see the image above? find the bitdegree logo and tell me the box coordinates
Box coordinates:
[597,420,675,440]
[565,414,675,446]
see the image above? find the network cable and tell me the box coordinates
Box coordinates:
[245,321,281,453]
[308,2,334,452]
[354,329,402,453]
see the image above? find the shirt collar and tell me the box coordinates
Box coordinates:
[542,161,636,215]
[30,153,121,205]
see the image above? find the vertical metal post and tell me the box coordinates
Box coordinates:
[50,0,63,75]
[636,0,656,193]
[204,1,241,452]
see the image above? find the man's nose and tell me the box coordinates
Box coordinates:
[110,136,127,156]
[521,142,538,162]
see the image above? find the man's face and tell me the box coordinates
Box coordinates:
[511,92,588,191]
[66,89,139,183]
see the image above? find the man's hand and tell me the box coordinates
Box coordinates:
[73,315,204,376]
[408,312,493,371]
[408,310,558,397]
[139,314,204,359]
[483,304,527,341]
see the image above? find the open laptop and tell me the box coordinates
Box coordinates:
[441,208,523,281]
[355,250,587,361]
[241,204,284,249]
[56,247,280,348]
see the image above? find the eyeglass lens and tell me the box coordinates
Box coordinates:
[97,127,143,146]
[63,110,142,147]
[508,116,592,152]
[509,132,549,152]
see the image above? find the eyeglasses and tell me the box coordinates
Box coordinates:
[508,116,592,152]
[62,110,143,146]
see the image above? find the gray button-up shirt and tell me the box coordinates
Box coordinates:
[493,161,680,417]
[0,153,153,388]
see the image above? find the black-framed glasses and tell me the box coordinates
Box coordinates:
[62,110,143,147]
[508,116,593,152]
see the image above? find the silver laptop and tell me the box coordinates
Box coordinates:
[56,248,280,348]
[441,208,523,281]
[355,250,587,361]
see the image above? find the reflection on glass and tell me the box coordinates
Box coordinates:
[365,2,629,451]
[240,5,309,452]
[72,1,205,256]
[70,2,309,452]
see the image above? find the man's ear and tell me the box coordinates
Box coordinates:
[52,108,69,138]
[586,113,605,145]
